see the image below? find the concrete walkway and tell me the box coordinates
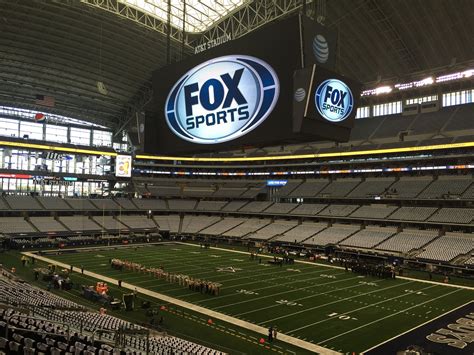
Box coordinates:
[23,251,341,355]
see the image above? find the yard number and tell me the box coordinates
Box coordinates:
[276,299,303,307]
[328,312,358,321]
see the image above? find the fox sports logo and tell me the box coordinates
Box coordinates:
[165,55,279,144]
[314,79,353,122]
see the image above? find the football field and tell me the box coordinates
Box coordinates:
[41,243,474,354]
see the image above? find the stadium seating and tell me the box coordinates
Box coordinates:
[376,229,439,254]
[0,197,10,210]
[415,232,474,262]
[114,198,138,210]
[318,204,360,217]
[272,180,302,197]
[29,217,68,232]
[289,179,329,197]
[304,224,360,246]
[221,200,249,212]
[461,184,474,199]
[4,195,43,210]
[117,215,158,229]
[388,206,437,221]
[64,198,97,210]
[195,200,228,211]
[289,203,327,215]
[0,217,36,234]
[0,276,223,355]
[239,201,273,213]
[417,175,472,199]
[181,215,221,234]
[223,218,271,238]
[386,176,433,198]
[274,222,327,243]
[340,226,397,249]
[317,178,362,197]
[244,220,298,240]
[428,207,474,224]
[200,217,246,235]
[132,198,168,210]
[36,196,71,210]
[212,187,245,198]
[90,199,120,210]
[154,214,181,233]
[264,203,298,214]
[59,216,101,231]
[167,199,197,211]
[346,177,396,198]
[349,204,398,219]
[91,216,127,231]
[147,185,181,197]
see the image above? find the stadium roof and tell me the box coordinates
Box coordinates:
[0,0,473,131]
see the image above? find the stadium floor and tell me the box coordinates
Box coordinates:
[33,243,474,354]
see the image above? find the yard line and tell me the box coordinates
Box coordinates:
[288,284,438,333]
[25,251,341,355]
[360,300,473,354]
[318,288,461,344]
[179,242,474,291]
[186,270,349,301]
[215,276,391,311]
[259,280,413,324]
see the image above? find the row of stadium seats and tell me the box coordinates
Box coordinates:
[0,275,224,355]
[0,215,159,234]
[2,200,474,236]
[134,174,474,200]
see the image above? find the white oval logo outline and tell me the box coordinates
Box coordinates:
[314,79,354,123]
[165,55,280,144]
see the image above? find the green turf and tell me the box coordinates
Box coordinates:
[1,251,308,355]
[25,243,474,353]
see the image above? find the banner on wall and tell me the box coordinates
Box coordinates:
[115,155,132,178]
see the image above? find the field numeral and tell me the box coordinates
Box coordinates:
[236,289,259,295]
[320,274,336,279]
[328,312,358,321]
[276,299,303,307]
[358,281,378,286]
[404,289,427,296]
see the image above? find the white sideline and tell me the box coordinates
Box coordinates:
[22,251,341,355]
[360,300,474,354]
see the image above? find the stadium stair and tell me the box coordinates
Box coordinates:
[25,217,40,233]
[55,216,72,232]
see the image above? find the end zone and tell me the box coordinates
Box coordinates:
[363,301,474,355]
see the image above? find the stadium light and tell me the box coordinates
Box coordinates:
[395,76,434,91]
[436,69,474,83]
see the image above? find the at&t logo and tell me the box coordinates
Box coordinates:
[165,55,279,144]
[315,79,354,122]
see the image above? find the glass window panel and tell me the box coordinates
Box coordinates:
[0,118,19,137]
[46,125,68,143]
[93,130,112,147]
[70,127,91,145]
[19,121,43,140]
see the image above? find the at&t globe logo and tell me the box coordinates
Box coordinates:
[314,79,354,122]
[165,55,279,144]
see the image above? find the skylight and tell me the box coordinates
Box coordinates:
[118,0,246,33]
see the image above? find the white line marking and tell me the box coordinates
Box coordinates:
[319,288,461,344]
[361,300,473,354]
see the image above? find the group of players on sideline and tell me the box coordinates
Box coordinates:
[110,258,222,296]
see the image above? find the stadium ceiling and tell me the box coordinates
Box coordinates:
[0,0,473,132]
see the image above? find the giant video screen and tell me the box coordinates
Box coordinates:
[145,15,359,155]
